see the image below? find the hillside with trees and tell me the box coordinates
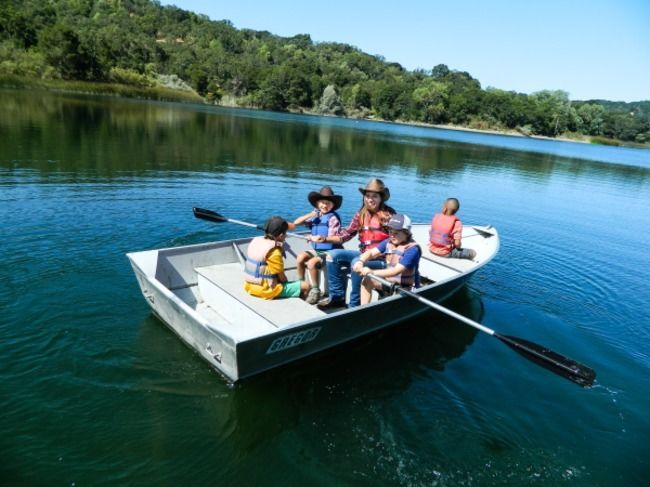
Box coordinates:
[1,0,648,145]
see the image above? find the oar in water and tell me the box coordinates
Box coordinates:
[193,207,309,240]
[367,274,596,388]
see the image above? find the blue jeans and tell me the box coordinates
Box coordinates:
[325,249,385,307]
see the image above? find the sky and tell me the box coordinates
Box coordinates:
[159,0,650,102]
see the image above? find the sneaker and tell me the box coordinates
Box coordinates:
[316,296,346,310]
[306,287,322,304]
[468,249,477,260]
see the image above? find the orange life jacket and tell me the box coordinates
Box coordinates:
[429,213,458,254]
[358,211,390,252]
[243,236,281,287]
[384,240,420,287]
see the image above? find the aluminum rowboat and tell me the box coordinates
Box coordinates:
[127,224,499,382]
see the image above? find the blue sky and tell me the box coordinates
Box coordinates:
[159,0,649,102]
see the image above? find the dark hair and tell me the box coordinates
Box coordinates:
[264,216,288,238]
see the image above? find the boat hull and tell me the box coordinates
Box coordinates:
[234,275,471,380]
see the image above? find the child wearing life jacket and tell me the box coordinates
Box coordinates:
[353,213,422,305]
[290,186,344,304]
[317,178,396,310]
[243,216,311,300]
[428,197,476,259]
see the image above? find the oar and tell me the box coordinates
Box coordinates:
[367,274,596,387]
[471,225,496,238]
[193,207,309,240]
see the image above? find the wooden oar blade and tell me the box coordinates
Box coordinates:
[193,207,226,223]
[496,334,596,387]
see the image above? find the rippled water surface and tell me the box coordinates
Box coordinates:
[1,89,649,486]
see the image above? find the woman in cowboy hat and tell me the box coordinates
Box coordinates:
[315,178,396,309]
[290,186,344,304]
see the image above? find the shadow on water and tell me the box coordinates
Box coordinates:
[133,286,481,447]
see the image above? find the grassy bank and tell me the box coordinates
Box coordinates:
[0,76,203,104]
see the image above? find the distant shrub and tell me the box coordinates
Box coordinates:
[468,116,501,131]
[155,74,195,92]
[590,136,620,146]
[108,67,153,88]
[0,42,52,79]
[516,125,533,136]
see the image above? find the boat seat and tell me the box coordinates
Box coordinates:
[195,263,325,330]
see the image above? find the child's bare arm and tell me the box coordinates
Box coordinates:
[293,210,318,226]
[352,248,381,273]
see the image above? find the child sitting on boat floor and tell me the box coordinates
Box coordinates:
[428,197,476,260]
[353,213,422,305]
[289,186,344,304]
[243,216,311,300]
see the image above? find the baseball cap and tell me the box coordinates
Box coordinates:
[386,213,412,232]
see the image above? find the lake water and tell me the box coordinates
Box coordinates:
[1,89,649,486]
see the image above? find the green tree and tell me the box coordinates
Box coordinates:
[412,80,448,123]
[576,103,606,135]
[528,90,572,136]
[38,23,101,80]
[431,63,450,78]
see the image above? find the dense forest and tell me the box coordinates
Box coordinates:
[1,0,648,144]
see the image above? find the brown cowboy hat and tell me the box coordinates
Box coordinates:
[307,186,343,211]
[358,178,390,201]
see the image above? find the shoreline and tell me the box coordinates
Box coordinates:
[387,119,591,144]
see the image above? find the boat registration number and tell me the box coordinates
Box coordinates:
[266,327,322,354]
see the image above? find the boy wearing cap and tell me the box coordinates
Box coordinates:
[352,213,422,306]
[290,186,344,304]
[243,216,311,300]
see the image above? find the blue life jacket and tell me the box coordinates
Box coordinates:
[310,211,343,251]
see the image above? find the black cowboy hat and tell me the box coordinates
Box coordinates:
[307,186,343,211]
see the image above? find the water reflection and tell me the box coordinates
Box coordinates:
[1,89,648,183]
[133,286,481,447]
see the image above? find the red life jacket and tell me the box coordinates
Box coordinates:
[243,236,281,287]
[384,240,420,287]
[358,211,390,252]
[429,213,458,254]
